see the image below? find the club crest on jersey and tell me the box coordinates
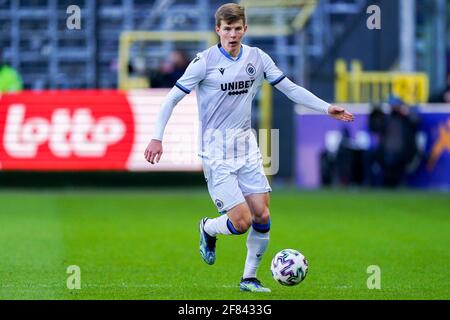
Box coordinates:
[215,199,224,209]
[246,63,256,76]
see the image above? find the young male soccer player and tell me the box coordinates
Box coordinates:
[145,3,354,292]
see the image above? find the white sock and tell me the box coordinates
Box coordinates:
[204,214,233,236]
[242,226,270,279]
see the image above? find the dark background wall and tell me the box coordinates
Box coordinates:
[309,0,400,102]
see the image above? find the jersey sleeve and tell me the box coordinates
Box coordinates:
[257,48,285,86]
[274,77,330,114]
[174,53,206,94]
[152,86,187,141]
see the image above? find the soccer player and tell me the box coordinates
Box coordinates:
[145,3,354,292]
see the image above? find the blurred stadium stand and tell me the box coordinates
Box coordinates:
[309,0,448,102]
[0,0,230,89]
[1,0,448,97]
[0,0,449,188]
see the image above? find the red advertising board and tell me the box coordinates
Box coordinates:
[0,89,202,171]
[0,90,134,170]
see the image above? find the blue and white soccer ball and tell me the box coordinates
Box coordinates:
[270,249,309,286]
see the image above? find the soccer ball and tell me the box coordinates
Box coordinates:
[270,249,309,286]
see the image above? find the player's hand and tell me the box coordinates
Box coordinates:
[144,139,163,164]
[327,105,354,122]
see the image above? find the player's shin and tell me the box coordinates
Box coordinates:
[204,214,238,236]
[242,221,270,279]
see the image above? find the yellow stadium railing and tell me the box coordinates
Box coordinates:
[118,31,217,90]
[240,0,317,36]
[335,59,429,105]
[260,81,273,179]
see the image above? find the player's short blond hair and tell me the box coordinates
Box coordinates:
[215,3,246,27]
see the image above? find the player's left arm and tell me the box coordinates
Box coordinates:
[274,77,354,122]
[257,48,353,122]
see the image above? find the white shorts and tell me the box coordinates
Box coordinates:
[202,154,272,213]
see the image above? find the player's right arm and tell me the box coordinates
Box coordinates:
[144,87,186,164]
[144,54,206,164]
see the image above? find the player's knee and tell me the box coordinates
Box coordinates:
[252,208,271,233]
[254,207,270,224]
[227,202,252,234]
[258,209,270,224]
[232,211,252,234]
[233,215,252,233]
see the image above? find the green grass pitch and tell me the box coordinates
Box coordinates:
[0,188,449,300]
